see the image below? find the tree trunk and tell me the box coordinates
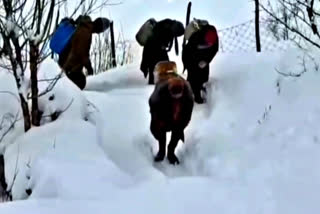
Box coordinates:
[30,42,40,126]
[255,0,261,52]
[19,94,31,131]
[2,34,31,131]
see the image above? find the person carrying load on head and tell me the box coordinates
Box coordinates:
[136,18,185,85]
[182,18,219,104]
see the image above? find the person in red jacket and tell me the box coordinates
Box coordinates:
[182,22,219,104]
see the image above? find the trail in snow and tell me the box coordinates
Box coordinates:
[84,64,211,178]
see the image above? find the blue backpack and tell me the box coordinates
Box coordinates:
[50,19,76,54]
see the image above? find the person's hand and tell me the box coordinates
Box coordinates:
[199,61,207,69]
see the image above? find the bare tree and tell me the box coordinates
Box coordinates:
[0,0,65,129]
[0,0,118,201]
[0,0,119,129]
[260,0,320,49]
[90,22,133,73]
[91,30,112,73]
[116,24,133,66]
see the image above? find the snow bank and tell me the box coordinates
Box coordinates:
[37,59,95,125]
[85,62,147,92]
[4,119,132,200]
[181,46,320,213]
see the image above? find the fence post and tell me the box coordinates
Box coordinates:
[186,2,192,27]
[110,21,117,68]
[0,155,6,193]
[255,0,261,52]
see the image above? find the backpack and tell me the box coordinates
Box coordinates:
[197,26,218,49]
[136,18,157,46]
[184,18,209,43]
[50,18,76,54]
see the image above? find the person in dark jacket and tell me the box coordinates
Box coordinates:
[149,61,194,164]
[139,19,184,85]
[182,23,219,104]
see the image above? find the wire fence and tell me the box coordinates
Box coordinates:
[218,19,289,53]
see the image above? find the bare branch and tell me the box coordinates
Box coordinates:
[0,91,20,104]
[69,0,86,18]
[27,71,64,99]
[0,111,21,143]
[5,141,21,201]
[260,3,320,49]
[275,67,307,77]
[37,72,64,98]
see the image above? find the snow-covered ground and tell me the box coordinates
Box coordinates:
[0,44,320,214]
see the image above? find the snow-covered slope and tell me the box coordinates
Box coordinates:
[1,45,320,213]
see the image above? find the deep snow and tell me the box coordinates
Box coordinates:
[0,43,320,214]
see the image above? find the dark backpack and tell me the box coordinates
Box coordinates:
[136,18,157,46]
